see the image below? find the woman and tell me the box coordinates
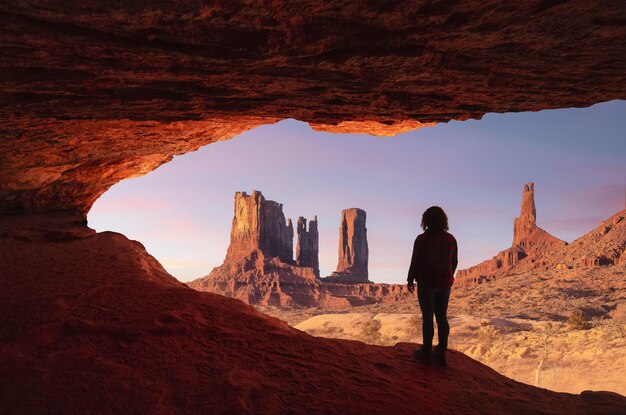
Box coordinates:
[407,206,458,366]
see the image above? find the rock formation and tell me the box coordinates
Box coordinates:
[226,191,293,263]
[189,192,407,307]
[513,182,537,245]
[456,182,566,287]
[296,216,319,277]
[547,209,626,269]
[325,208,370,283]
[1,2,626,215]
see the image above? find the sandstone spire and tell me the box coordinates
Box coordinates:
[331,208,369,281]
[456,182,567,287]
[296,216,320,277]
[225,190,293,263]
[513,182,537,245]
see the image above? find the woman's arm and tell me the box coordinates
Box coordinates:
[407,236,421,283]
[451,236,458,275]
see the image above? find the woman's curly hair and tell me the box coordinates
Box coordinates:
[421,206,449,232]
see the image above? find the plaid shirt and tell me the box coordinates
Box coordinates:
[407,230,458,288]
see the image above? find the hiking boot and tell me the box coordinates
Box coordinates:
[433,346,447,367]
[413,347,432,365]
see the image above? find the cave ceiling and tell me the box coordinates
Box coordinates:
[1,1,625,214]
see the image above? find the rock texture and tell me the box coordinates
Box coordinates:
[227,191,293,264]
[3,219,624,414]
[190,192,406,307]
[513,182,538,245]
[456,182,567,287]
[1,1,626,215]
[547,209,626,269]
[296,216,319,277]
[326,208,370,283]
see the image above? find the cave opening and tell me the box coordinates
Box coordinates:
[87,100,626,285]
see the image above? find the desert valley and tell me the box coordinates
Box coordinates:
[190,183,626,396]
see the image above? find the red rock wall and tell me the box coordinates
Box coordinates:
[1,2,625,214]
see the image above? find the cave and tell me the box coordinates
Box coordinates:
[2,2,626,414]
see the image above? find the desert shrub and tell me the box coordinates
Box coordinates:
[567,310,592,330]
[361,318,383,344]
[602,319,626,341]
[478,322,499,351]
[406,314,422,338]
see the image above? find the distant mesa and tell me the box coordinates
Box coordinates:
[188,191,408,308]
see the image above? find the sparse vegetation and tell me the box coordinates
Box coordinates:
[535,323,558,387]
[359,318,396,346]
[361,318,383,344]
[567,310,592,330]
[478,321,499,352]
[406,314,422,339]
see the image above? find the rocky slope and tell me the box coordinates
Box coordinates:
[456,182,567,287]
[2,215,625,414]
[546,210,626,268]
[2,1,626,214]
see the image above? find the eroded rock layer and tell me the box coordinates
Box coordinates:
[1,1,626,214]
[455,182,567,287]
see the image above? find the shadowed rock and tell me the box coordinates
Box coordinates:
[1,2,625,214]
[3,216,624,413]
[296,216,319,277]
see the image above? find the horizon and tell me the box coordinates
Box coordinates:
[89,100,626,284]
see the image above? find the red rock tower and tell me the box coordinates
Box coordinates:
[225,191,293,263]
[296,216,320,277]
[329,208,369,281]
[513,182,537,245]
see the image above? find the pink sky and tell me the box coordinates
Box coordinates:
[89,101,626,283]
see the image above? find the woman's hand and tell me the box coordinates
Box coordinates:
[407,281,415,293]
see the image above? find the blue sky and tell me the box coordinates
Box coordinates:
[89,100,626,283]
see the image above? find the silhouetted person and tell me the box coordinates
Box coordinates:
[407,206,458,366]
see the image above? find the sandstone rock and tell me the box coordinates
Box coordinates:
[513,182,537,245]
[2,2,626,215]
[190,193,406,307]
[226,191,293,263]
[296,216,319,277]
[327,208,369,282]
[456,182,566,287]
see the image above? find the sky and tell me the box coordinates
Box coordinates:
[89,100,626,284]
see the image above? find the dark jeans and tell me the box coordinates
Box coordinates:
[417,285,451,353]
